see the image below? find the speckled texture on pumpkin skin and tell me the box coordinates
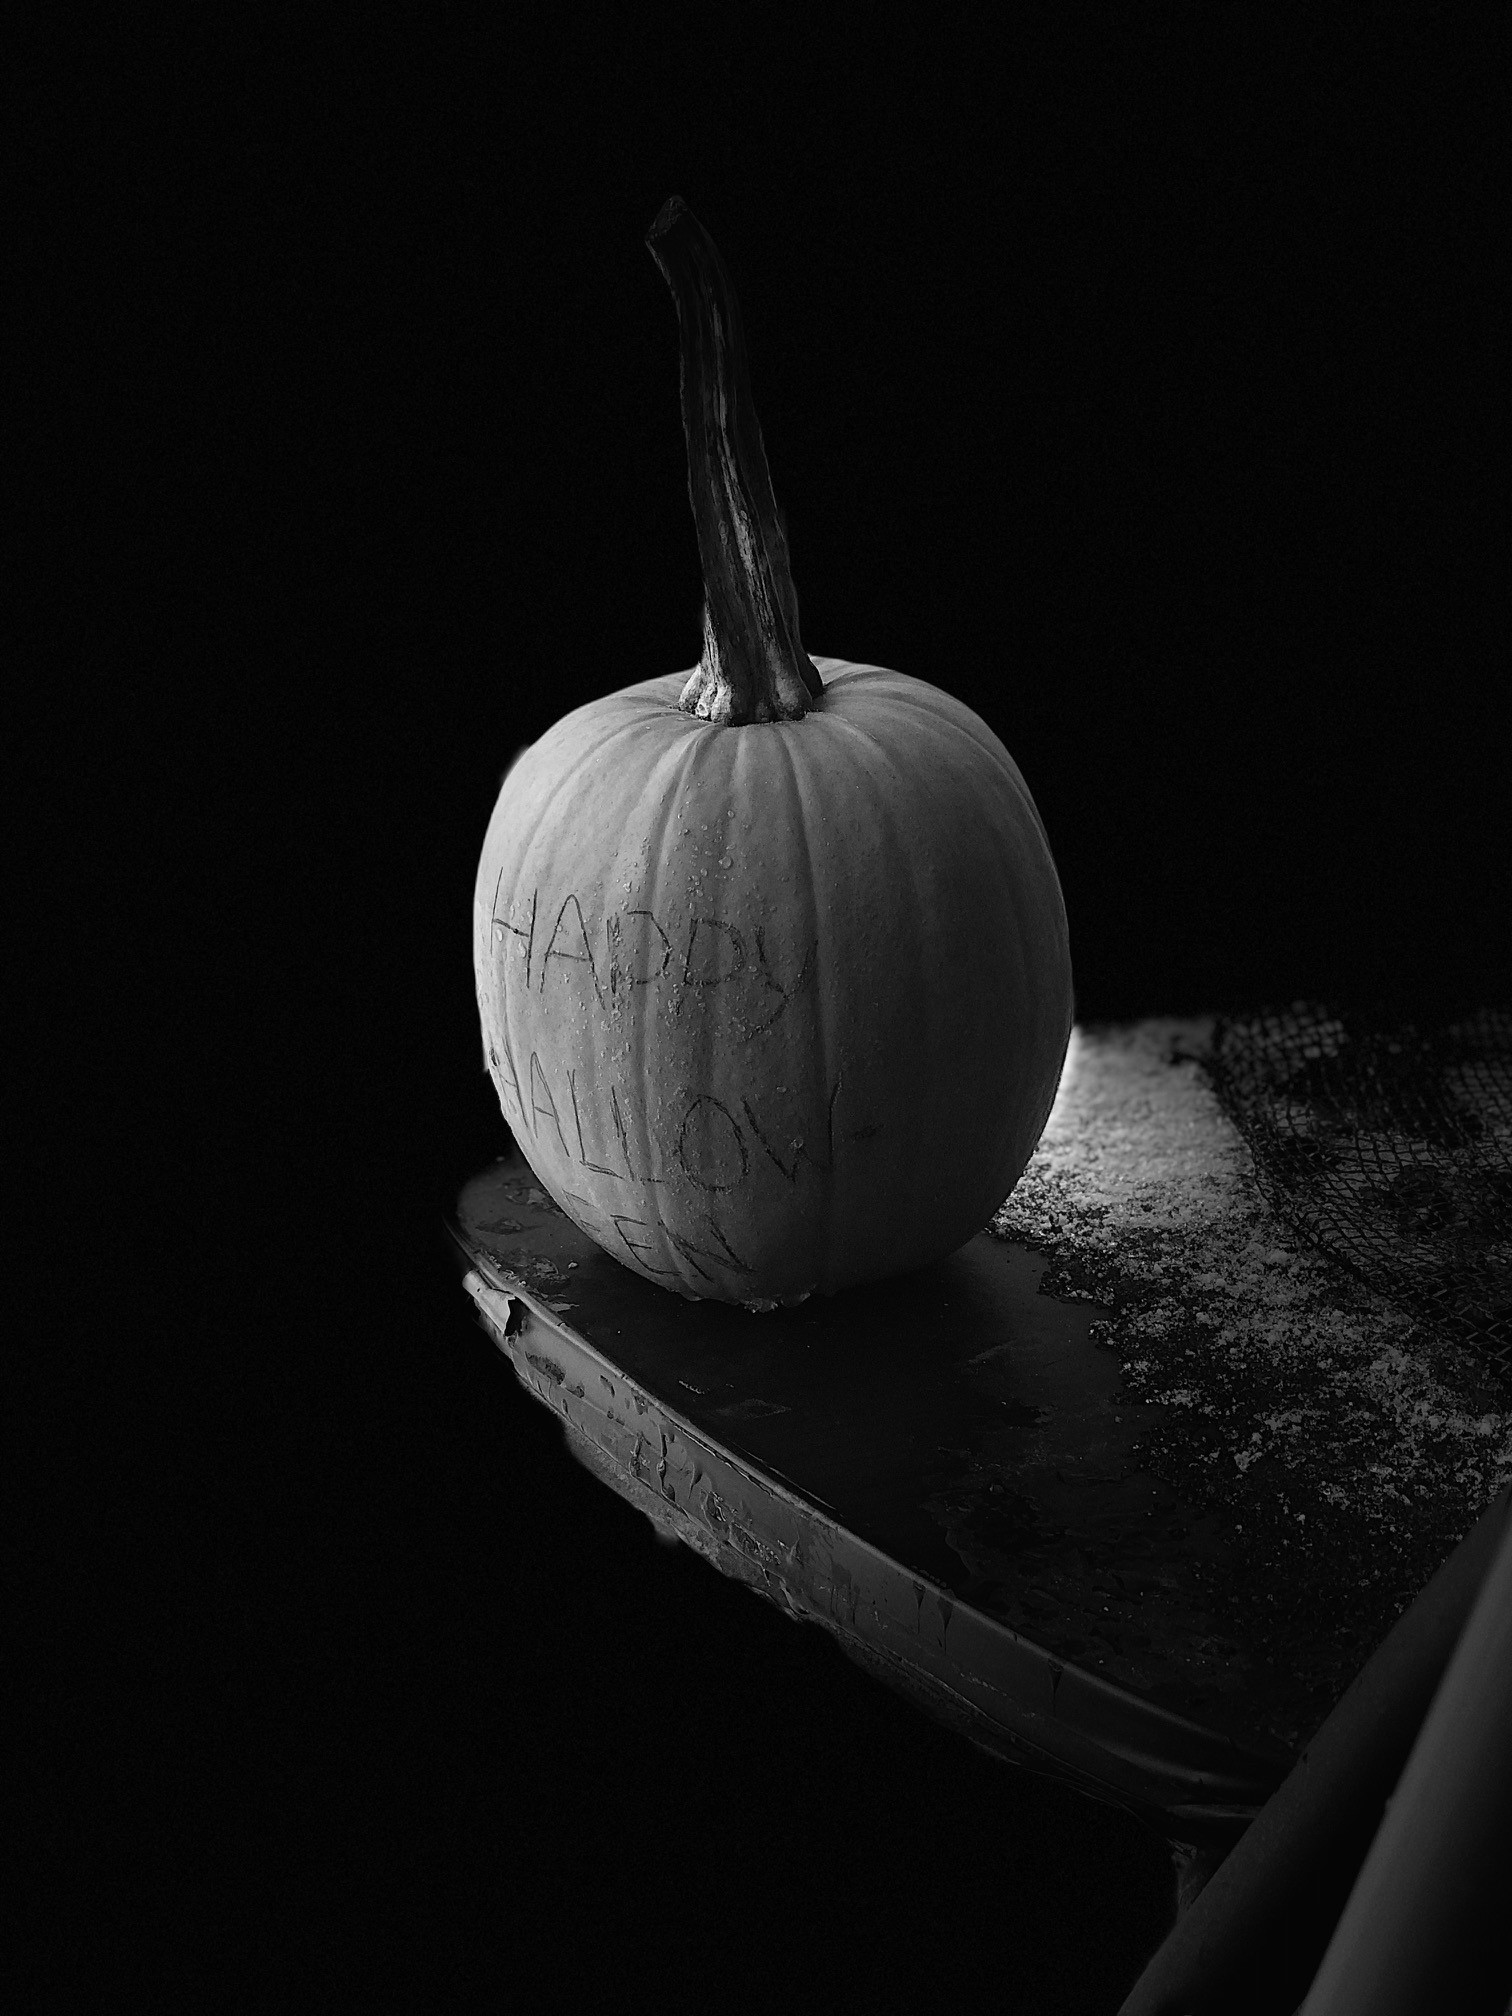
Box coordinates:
[475,657,1072,1306]
[991,1018,1512,1747]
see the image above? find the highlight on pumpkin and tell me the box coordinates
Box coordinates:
[1043,1025,1085,1137]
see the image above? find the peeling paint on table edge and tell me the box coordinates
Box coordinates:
[462,1259,1286,1840]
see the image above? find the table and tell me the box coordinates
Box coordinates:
[446,1013,1511,1855]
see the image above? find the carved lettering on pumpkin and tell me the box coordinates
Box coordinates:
[682,916,746,987]
[561,1188,607,1236]
[749,927,819,1032]
[663,1213,756,1281]
[568,1068,621,1178]
[539,893,604,1005]
[674,1093,749,1193]
[614,1084,670,1184]
[607,908,673,998]
[740,1073,842,1183]
[528,1052,570,1158]
[695,1211,755,1276]
[495,885,538,989]
[610,1213,678,1276]
[609,1086,637,1180]
[661,1225,717,1282]
[490,1036,523,1118]
[494,882,821,1025]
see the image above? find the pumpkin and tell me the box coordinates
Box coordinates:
[474,198,1072,1308]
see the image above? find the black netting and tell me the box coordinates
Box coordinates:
[1205,1004,1512,1383]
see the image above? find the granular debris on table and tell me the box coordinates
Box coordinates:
[991,1015,1512,1716]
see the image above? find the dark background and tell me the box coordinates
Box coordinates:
[26,11,1506,2009]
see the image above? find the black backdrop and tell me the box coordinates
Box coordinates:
[30,12,1507,2009]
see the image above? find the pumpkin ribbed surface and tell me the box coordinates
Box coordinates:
[474,657,1072,1305]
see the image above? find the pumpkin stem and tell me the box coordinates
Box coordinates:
[646,198,823,725]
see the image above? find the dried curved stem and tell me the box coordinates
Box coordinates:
[646,197,823,725]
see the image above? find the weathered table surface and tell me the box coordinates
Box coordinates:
[446,1017,1511,1848]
